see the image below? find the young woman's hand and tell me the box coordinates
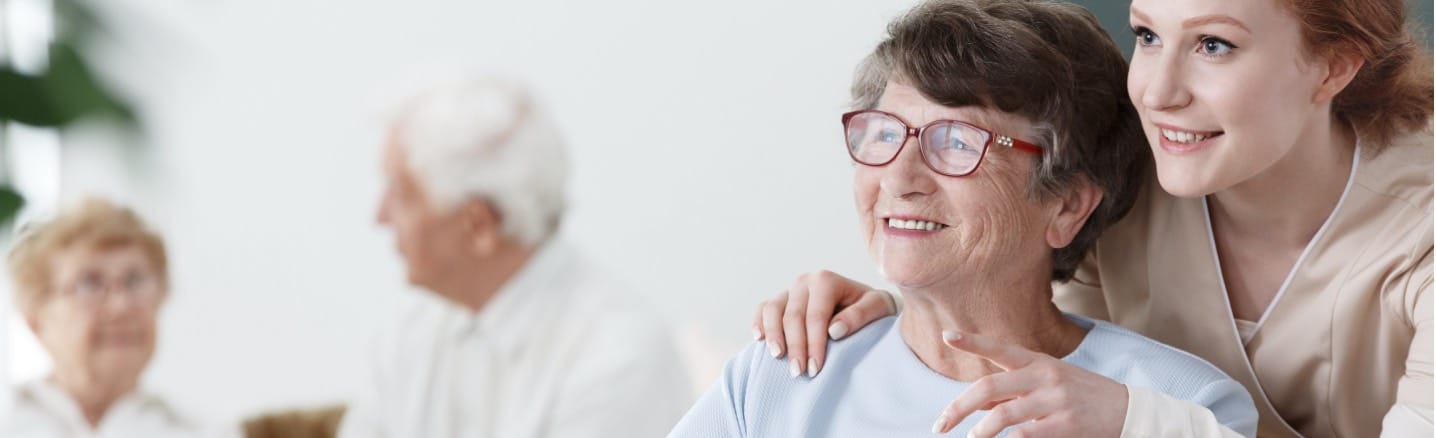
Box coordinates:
[752,270,897,376]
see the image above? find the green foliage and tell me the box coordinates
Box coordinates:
[0,0,136,226]
[0,42,135,128]
[0,187,21,227]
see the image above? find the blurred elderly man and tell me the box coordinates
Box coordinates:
[338,78,690,438]
[1,198,200,437]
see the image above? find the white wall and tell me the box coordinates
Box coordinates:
[6,0,919,424]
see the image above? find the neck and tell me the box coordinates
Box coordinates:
[898,270,1086,382]
[50,370,132,427]
[1208,116,1355,247]
[432,242,538,313]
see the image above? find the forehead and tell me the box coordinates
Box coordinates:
[875,81,1034,137]
[51,245,152,275]
[1130,0,1287,30]
[381,132,420,185]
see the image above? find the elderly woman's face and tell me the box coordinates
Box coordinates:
[31,245,160,385]
[855,82,1055,291]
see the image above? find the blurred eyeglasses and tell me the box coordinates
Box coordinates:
[62,270,162,308]
[842,109,1043,177]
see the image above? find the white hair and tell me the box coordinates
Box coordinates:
[395,77,568,246]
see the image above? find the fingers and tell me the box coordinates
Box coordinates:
[756,269,881,378]
[751,302,764,341]
[761,293,787,359]
[1000,417,1065,438]
[942,330,1040,371]
[967,395,1048,438]
[804,282,842,377]
[934,370,1040,434]
[781,286,809,377]
[829,289,897,341]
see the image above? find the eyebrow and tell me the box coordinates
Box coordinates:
[1129,7,1251,33]
[1130,8,1152,25]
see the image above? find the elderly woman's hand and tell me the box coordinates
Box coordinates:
[933,330,1127,437]
[752,270,897,376]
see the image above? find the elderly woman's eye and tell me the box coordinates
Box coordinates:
[125,272,151,291]
[878,130,903,144]
[75,274,104,296]
[948,137,975,151]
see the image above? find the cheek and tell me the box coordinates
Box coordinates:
[1126,58,1149,108]
[38,307,96,356]
[853,169,882,229]
[953,167,1046,247]
[1198,63,1312,157]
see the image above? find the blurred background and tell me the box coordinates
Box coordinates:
[0,0,1429,427]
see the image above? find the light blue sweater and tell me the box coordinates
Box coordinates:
[670,314,1257,437]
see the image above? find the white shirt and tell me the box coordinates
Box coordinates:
[0,378,201,438]
[339,240,692,438]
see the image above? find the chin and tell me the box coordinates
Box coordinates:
[97,351,153,379]
[875,259,937,291]
[1153,158,1225,198]
[405,268,433,289]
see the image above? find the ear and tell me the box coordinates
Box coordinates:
[1312,50,1364,104]
[1045,177,1103,249]
[25,311,42,336]
[463,199,504,256]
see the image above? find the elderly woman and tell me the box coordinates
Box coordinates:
[2,198,197,437]
[670,1,1257,436]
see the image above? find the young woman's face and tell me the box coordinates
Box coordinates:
[1127,0,1332,197]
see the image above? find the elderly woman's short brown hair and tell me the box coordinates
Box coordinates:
[7,198,168,313]
[852,0,1149,281]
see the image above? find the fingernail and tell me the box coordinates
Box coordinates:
[931,416,948,434]
[789,359,801,378]
[828,322,849,340]
[769,341,781,358]
[807,358,818,378]
[942,330,961,343]
[753,328,763,340]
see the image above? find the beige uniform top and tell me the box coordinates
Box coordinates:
[1056,130,1433,437]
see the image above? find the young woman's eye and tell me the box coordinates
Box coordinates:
[1132,27,1160,47]
[1197,36,1237,57]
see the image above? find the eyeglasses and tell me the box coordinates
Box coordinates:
[842,110,1043,177]
[61,271,162,308]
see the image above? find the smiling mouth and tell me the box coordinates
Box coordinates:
[885,218,948,231]
[1160,127,1224,144]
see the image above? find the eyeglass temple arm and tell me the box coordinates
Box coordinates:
[996,135,1044,156]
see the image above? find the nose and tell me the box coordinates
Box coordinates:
[100,288,144,315]
[879,135,937,200]
[375,189,392,226]
[1137,51,1192,112]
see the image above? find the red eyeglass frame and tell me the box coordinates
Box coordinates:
[841,109,1044,177]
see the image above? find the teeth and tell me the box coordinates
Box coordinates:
[886,218,946,231]
[1161,129,1213,144]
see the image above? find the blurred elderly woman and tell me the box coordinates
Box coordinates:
[670,1,1257,436]
[1,198,196,437]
